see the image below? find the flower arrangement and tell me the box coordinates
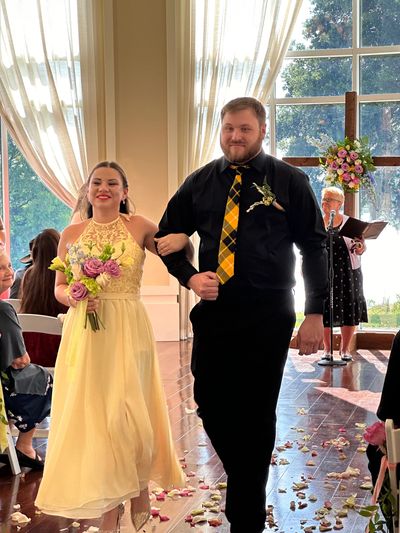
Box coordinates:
[358,421,396,532]
[247,180,285,213]
[309,134,376,199]
[49,242,132,331]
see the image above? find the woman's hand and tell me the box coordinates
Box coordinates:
[68,295,99,313]
[11,353,30,369]
[351,238,366,255]
[154,233,190,256]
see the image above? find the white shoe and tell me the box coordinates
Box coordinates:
[341,352,352,361]
[321,352,332,360]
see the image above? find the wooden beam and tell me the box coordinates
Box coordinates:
[344,91,357,217]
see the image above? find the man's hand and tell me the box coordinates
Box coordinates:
[296,314,324,355]
[187,272,219,300]
[11,353,31,369]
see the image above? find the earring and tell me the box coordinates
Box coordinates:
[122,198,126,205]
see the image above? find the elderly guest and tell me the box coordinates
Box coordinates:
[0,248,52,469]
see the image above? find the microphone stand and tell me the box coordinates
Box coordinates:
[318,212,347,367]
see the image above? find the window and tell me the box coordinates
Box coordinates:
[1,121,71,267]
[273,0,400,327]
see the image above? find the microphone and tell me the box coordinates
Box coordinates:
[328,210,335,229]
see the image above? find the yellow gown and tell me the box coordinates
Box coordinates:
[35,216,185,522]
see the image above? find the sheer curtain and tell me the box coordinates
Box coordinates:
[168,0,303,338]
[0,0,105,207]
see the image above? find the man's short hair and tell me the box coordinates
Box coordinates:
[221,97,266,125]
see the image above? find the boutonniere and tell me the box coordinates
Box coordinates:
[246,178,285,213]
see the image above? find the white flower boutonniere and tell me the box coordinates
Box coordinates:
[247,180,285,213]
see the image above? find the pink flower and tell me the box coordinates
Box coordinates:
[364,421,386,446]
[355,164,363,173]
[342,172,350,181]
[350,151,359,160]
[338,149,347,158]
[341,162,350,171]
[70,281,88,301]
[330,161,339,170]
[83,258,104,278]
[103,259,121,278]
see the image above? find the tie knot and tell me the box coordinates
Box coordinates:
[229,164,250,174]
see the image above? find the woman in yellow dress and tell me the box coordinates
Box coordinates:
[35,161,188,531]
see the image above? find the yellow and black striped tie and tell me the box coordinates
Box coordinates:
[216,166,246,284]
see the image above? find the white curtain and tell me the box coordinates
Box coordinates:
[169,0,303,338]
[0,0,105,207]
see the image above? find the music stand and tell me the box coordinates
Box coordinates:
[318,213,347,367]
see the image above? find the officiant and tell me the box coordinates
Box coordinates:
[320,186,368,361]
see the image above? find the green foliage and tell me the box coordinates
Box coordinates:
[280,0,400,229]
[7,135,71,267]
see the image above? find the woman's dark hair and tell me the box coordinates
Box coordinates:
[85,161,134,218]
[19,229,68,317]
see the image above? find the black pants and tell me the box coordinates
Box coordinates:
[190,292,295,532]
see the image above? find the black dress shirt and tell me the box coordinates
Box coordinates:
[157,151,328,314]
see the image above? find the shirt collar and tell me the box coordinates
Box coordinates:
[217,150,267,174]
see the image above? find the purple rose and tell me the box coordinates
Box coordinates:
[103,259,121,278]
[354,164,363,173]
[338,149,347,158]
[330,161,338,170]
[70,281,88,301]
[342,172,350,181]
[350,151,359,160]
[341,162,350,171]
[83,258,104,278]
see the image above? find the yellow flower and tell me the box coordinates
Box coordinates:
[49,256,65,271]
[96,272,111,288]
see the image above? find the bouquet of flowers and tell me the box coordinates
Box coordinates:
[309,134,376,199]
[359,421,396,532]
[49,242,131,331]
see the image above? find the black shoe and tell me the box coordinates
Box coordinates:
[16,449,44,470]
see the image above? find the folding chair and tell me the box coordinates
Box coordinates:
[385,418,400,533]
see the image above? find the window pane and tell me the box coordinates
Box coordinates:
[360,168,400,327]
[360,103,400,156]
[360,55,400,95]
[361,0,400,47]
[276,104,345,157]
[289,0,352,50]
[8,135,71,267]
[277,58,352,98]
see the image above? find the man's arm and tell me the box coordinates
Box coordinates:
[156,178,199,287]
[288,171,328,354]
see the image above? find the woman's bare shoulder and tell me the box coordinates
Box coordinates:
[61,220,90,245]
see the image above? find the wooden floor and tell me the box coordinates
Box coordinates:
[0,341,389,532]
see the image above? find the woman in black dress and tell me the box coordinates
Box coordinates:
[320,186,368,361]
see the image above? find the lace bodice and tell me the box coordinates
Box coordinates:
[69,216,145,297]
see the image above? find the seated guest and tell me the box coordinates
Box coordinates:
[366,330,400,532]
[9,238,34,299]
[0,248,52,469]
[0,215,5,246]
[18,229,66,367]
[20,229,68,317]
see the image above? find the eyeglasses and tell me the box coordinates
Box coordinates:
[322,197,340,203]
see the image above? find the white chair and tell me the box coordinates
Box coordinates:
[17,313,62,335]
[385,418,400,533]
[4,298,21,313]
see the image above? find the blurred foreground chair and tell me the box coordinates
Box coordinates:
[385,418,400,533]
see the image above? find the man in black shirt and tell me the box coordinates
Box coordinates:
[156,97,328,533]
